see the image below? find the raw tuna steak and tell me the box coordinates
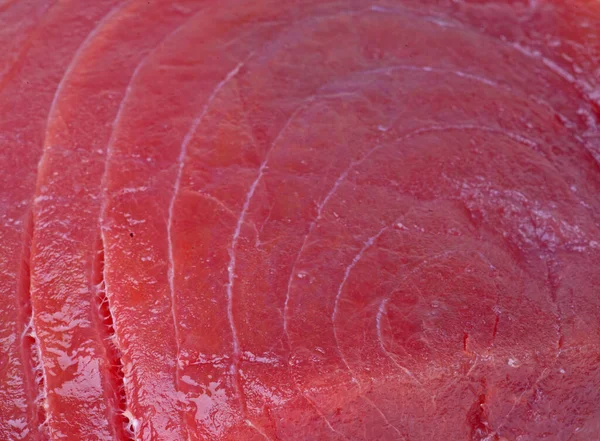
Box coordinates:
[0,1,598,440]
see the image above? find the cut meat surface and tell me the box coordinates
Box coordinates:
[0,1,599,440]
[0,1,128,439]
[30,1,207,439]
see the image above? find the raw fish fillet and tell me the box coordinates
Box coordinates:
[0,1,598,440]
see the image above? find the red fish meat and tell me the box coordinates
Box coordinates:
[1,1,599,440]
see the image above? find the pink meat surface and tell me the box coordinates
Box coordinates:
[0,1,599,440]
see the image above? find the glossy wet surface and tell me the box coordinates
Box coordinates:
[0,1,599,440]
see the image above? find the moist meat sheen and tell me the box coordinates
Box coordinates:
[0,1,599,440]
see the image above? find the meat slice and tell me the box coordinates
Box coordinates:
[0,0,130,439]
[29,1,207,439]
[99,2,299,438]
[100,1,599,440]
[0,1,56,434]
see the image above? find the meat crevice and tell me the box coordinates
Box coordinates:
[92,234,134,441]
[19,209,50,440]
